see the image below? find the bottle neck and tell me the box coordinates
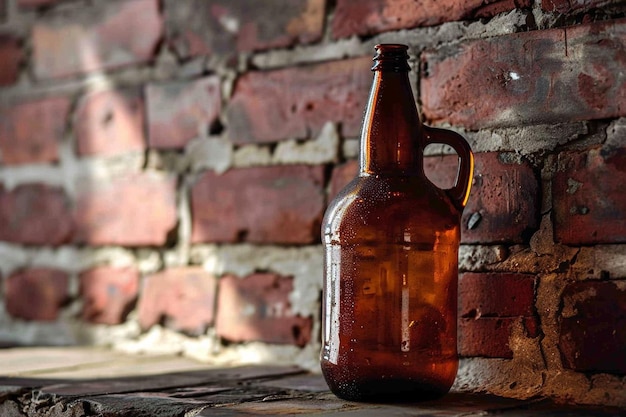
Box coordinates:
[359,70,424,175]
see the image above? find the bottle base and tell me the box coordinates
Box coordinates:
[321,355,457,403]
[326,378,450,403]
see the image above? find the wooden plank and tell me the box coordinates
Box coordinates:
[0,347,124,376]
[40,365,305,396]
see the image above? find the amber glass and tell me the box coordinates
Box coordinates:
[321,44,474,402]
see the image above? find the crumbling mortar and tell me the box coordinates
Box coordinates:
[319,0,338,44]
[535,272,569,377]
[249,8,532,71]
[553,120,608,155]
[163,175,193,268]
[549,2,626,30]
[533,274,553,376]
[0,0,38,38]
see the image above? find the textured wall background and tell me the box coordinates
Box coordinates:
[0,0,625,406]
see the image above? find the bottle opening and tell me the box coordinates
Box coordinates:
[372,44,411,72]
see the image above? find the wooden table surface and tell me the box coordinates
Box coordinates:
[0,347,623,416]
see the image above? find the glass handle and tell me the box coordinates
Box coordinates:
[423,126,474,211]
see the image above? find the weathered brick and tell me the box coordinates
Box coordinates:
[137,267,217,335]
[421,19,626,129]
[0,96,70,165]
[74,173,177,246]
[423,153,458,190]
[191,165,325,244]
[165,0,324,58]
[32,0,162,79]
[146,77,221,149]
[459,273,536,318]
[0,184,73,246]
[328,160,358,201]
[75,88,145,157]
[79,266,139,325]
[5,268,69,321]
[332,0,531,39]
[215,273,312,347]
[226,56,372,144]
[0,35,23,86]
[559,280,626,374]
[542,0,615,13]
[459,316,539,358]
[472,0,533,17]
[553,147,626,245]
[459,272,539,358]
[426,152,539,243]
[465,153,539,243]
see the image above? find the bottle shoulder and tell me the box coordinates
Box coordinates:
[323,174,460,245]
[328,174,456,213]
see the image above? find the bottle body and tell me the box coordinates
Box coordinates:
[321,174,460,402]
[321,44,473,402]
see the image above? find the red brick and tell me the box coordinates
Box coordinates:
[0,96,70,165]
[553,147,626,245]
[459,316,539,358]
[5,268,69,321]
[32,0,162,79]
[542,0,615,13]
[423,153,459,193]
[165,0,324,58]
[191,165,325,244]
[226,56,372,144]
[74,173,177,246]
[75,88,145,157]
[458,271,539,359]
[559,280,626,373]
[0,184,73,246]
[332,0,531,39]
[79,266,139,325]
[427,152,539,243]
[328,160,358,201]
[472,0,533,17]
[0,35,23,86]
[421,19,626,129]
[466,153,539,243]
[137,267,217,335]
[459,273,536,318]
[216,273,312,347]
[146,77,221,149]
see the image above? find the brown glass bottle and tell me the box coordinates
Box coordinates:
[321,44,474,402]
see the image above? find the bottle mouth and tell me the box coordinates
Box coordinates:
[372,44,411,72]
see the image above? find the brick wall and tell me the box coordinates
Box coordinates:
[0,0,625,406]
